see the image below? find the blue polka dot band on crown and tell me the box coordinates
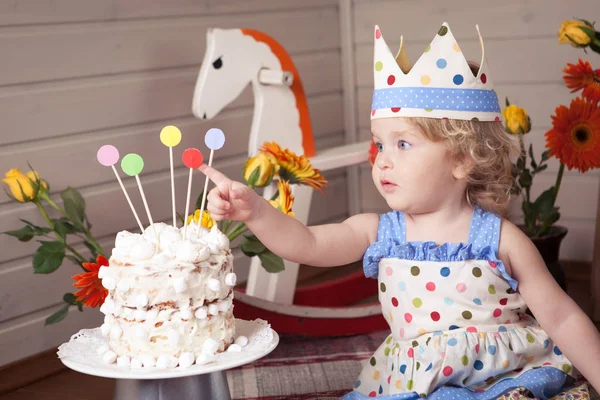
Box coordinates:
[371,21,502,121]
[372,87,501,119]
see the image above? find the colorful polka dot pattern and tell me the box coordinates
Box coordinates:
[371,22,501,121]
[351,206,576,398]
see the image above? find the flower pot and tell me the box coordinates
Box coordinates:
[527,226,569,291]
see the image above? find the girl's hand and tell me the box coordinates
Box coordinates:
[198,164,259,222]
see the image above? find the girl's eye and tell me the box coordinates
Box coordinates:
[375,142,383,152]
[398,140,412,150]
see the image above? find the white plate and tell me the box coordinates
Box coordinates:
[59,318,279,380]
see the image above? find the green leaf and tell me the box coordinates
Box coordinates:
[45,304,70,325]
[77,303,83,312]
[194,190,206,212]
[505,97,511,107]
[240,234,266,257]
[518,169,532,189]
[533,164,548,174]
[61,188,86,230]
[63,293,77,305]
[54,218,79,239]
[533,188,556,216]
[516,156,525,171]
[578,25,596,40]
[541,149,551,162]
[84,241,98,259]
[4,226,35,242]
[528,144,538,170]
[33,241,65,274]
[258,249,285,273]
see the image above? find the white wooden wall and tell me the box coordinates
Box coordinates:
[0,0,349,367]
[352,0,600,261]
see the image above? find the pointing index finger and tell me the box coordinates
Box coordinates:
[198,164,229,186]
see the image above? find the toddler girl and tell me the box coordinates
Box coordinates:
[200,22,600,399]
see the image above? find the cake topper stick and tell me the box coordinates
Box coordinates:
[182,148,204,239]
[96,145,144,233]
[121,153,157,240]
[197,128,225,239]
[160,125,182,228]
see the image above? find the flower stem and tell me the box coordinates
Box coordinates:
[39,191,105,256]
[222,219,232,234]
[34,201,87,267]
[552,163,565,205]
[227,222,249,242]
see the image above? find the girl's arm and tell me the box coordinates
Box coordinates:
[499,219,600,390]
[200,164,379,267]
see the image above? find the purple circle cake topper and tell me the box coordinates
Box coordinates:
[205,128,225,150]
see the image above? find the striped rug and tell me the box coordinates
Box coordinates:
[226,329,598,400]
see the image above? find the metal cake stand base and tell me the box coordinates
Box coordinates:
[113,371,231,400]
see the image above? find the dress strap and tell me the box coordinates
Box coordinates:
[377,211,406,244]
[467,206,501,254]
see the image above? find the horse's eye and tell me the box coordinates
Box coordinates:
[212,57,223,69]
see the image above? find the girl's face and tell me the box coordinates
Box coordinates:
[370,118,468,213]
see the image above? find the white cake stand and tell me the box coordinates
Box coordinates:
[58,318,279,400]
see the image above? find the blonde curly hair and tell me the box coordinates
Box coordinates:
[404,116,519,216]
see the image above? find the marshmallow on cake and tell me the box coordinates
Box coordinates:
[97,221,238,368]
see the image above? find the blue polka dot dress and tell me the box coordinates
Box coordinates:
[342,206,578,400]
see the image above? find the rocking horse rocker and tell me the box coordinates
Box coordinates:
[192,28,386,336]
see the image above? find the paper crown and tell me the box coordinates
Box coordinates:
[371,22,501,122]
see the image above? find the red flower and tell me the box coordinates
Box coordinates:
[72,255,109,308]
[563,59,600,103]
[545,97,600,173]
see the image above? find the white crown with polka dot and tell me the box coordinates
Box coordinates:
[371,22,501,122]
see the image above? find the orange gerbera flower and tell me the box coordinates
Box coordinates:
[545,97,600,173]
[368,139,378,166]
[563,59,600,103]
[259,142,327,192]
[72,255,109,308]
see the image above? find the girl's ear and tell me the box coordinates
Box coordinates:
[452,156,473,180]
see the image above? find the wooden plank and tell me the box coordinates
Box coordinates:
[353,0,599,44]
[0,91,343,200]
[0,131,347,264]
[0,348,65,395]
[0,369,114,400]
[354,37,578,88]
[0,9,340,85]
[0,304,104,367]
[593,183,600,321]
[0,51,341,146]
[0,0,337,26]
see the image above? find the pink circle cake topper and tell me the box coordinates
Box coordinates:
[97,145,120,167]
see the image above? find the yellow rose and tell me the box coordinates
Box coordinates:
[186,209,215,229]
[2,168,47,202]
[269,180,295,217]
[502,105,531,135]
[243,152,277,187]
[558,20,592,47]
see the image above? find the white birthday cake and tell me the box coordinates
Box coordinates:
[97,220,240,369]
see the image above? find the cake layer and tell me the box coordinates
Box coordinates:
[100,252,234,312]
[104,297,235,359]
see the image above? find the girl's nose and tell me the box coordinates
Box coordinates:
[376,152,392,169]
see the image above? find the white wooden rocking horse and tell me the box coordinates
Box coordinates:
[192,28,385,335]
